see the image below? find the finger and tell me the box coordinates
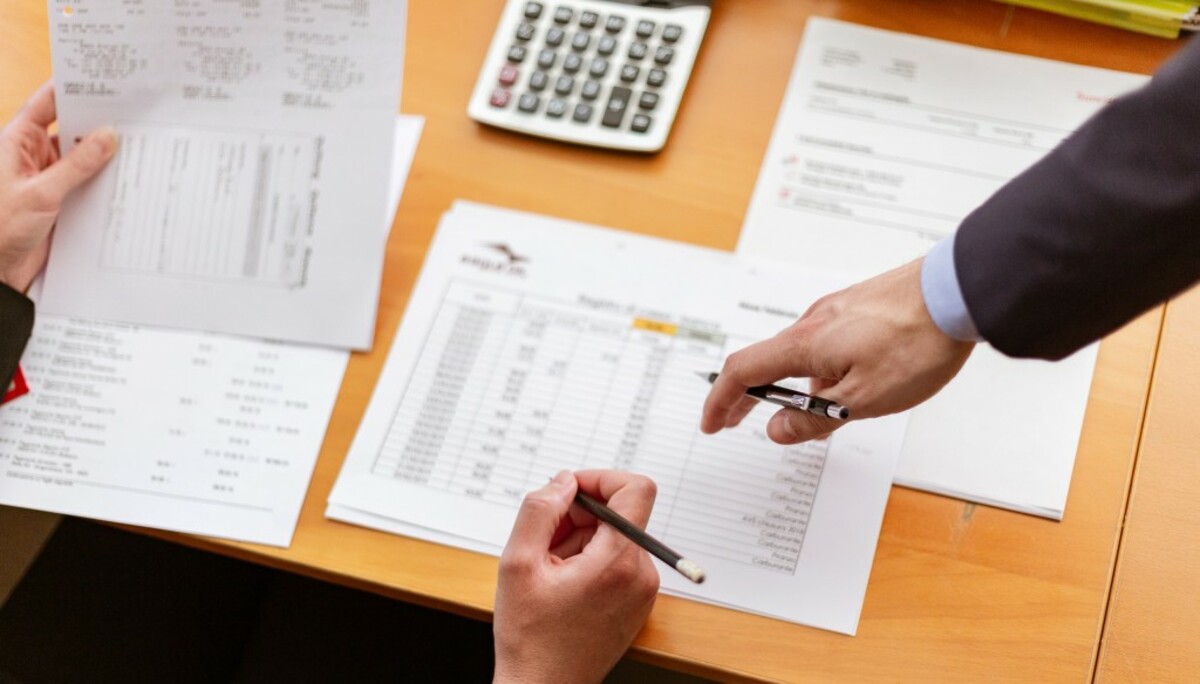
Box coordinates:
[502,470,578,565]
[32,126,117,206]
[549,525,597,559]
[724,396,759,429]
[16,82,56,129]
[572,470,657,530]
[766,407,844,445]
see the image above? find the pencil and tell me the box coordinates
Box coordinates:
[573,490,706,584]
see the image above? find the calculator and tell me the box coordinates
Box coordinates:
[468,0,712,153]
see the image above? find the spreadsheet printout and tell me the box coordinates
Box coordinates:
[40,0,407,350]
[329,202,909,634]
[736,19,1143,519]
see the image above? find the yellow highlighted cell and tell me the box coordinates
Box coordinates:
[632,318,678,336]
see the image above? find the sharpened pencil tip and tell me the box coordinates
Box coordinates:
[676,558,706,584]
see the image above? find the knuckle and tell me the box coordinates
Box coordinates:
[497,550,533,578]
[18,182,60,213]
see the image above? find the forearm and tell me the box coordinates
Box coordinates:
[1,282,34,389]
[954,40,1200,360]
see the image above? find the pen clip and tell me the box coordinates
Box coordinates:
[765,390,810,410]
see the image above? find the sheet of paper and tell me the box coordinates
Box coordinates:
[328,201,909,634]
[41,0,407,350]
[0,117,423,546]
[736,18,1146,519]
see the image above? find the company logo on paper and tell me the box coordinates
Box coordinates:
[460,243,529,277]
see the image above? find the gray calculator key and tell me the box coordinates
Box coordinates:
[631,113,652,133]
[547,98,568,118]
[563,53,583,73]
[529,70,549,91]
[554,6,573,24]
[579,11,599,29]
[654,46,674,65]
[589,57,609,78]
[524,2,544,19]
[636,20,655,38]
[627,42,647,60]
[620,64,640,83]
[518,93,541,113]
[554,74,575,95]
[597,35,617,56]
[516,22,536,42]
[537,49,556,69]
[662,24,682,42]
[507,45,527,63]
[571,32,591,51]
[638,90,658,110]
[581,79,601,100]
[647,67,666,87]
[605,15,625,33]
[545,27,565,46]
[602,85,632,128]
[573,103,594,122]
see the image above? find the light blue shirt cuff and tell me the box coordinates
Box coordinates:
[920,234,982,342]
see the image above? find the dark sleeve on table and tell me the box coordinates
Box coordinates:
[954,39,1200,360]
[1,282,35,389]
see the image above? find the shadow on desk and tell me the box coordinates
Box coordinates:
[0,520,708,683]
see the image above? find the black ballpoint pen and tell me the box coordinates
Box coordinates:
[698,372,850,420]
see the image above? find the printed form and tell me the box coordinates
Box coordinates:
[329,202,909,634]
[737,19,1149,519]
[0,117,423,546]
[41,0,407,349]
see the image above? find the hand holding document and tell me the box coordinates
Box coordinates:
[40,0,408,349]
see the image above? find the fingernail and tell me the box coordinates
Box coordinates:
[551,470,572,487]
[776,414,798,442]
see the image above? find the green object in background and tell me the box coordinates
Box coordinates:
[996,0,1196,38]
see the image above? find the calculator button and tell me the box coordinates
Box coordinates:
[518,93,541,113]
[529,70,549,92]
[507,45,527,63]
[662,24,683,43]
[545,27,565,47]
[636,20,655,38]
[537,49,556,69]
[654,46,674,66]
[620,64,640,83]
[627,42,647,61]
[489,89,512,108]
[638,91,658,110]
[597,35,617,56]
[571,32,591,51]
[602,86,632,128]
[647,68,666,87]
[554,75,575,95]
[605,15,625,33]
[516,22,536,42]
[573,103,594,122]
[563,53,583,73]
[553,6,573,24]
[547,98,568,118]
[631,113,652,133]
[589,58,609,78]
[499,64,520,86]
[581,79,601,100]
[524,2,544,19]
[579,11,599,29]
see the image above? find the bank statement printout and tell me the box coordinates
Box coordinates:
[329,202,910,635]
[738,19,1150,519]
[40,0,407,350]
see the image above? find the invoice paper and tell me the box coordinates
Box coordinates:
[0,117,423,547]
[736,19,1149,519]
[41,0,407,350]
[328,201,909,634]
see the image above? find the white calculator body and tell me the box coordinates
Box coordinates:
[468,0,712,153]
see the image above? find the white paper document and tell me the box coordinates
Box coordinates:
[737,19,1148,519]
[0,117,424,546]
[41,0,407,350]
[329,202,909,634]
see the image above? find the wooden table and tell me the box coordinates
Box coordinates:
[0,1,1185,681]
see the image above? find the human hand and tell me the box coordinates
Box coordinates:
[0,81,117,292]
[701,258,975,444]
[493,470,660,684]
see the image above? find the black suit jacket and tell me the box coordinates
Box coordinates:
[955,39,1200,360]
[1,283,34,391]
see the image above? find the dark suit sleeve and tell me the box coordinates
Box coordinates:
[954,39,1200,360]
[1,282,35,390]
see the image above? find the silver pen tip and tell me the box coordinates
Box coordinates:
[675,558,706,584]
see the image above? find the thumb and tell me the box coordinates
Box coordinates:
[502,471,578,564]
[36,126,118,205]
